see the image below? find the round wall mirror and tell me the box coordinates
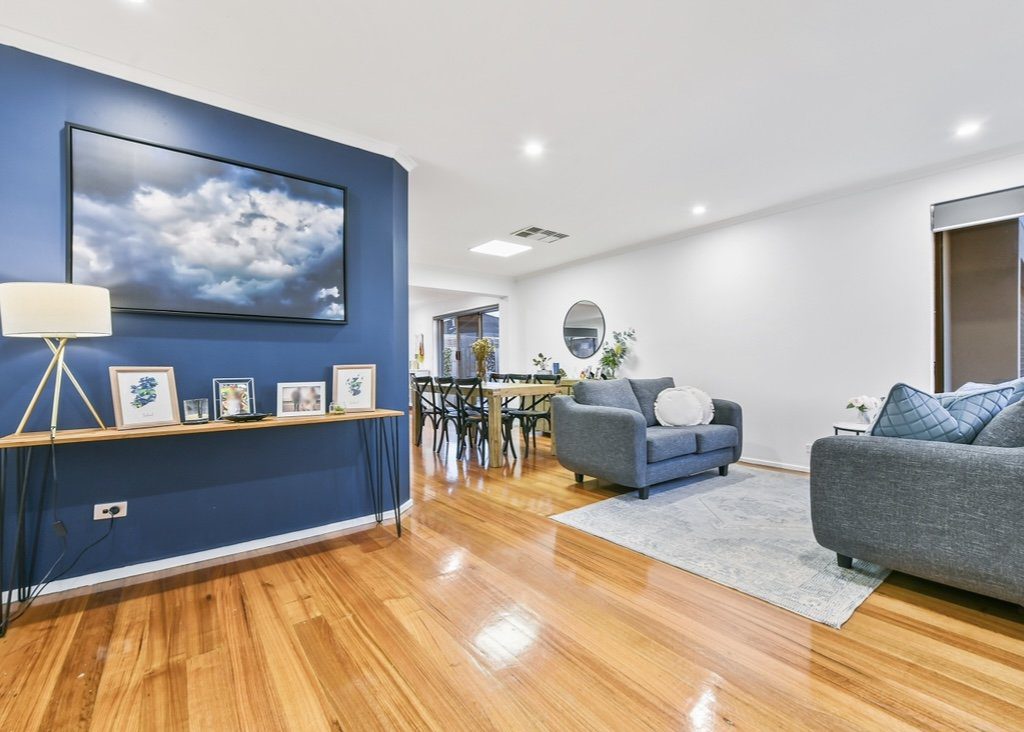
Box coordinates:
[563,300,605,358]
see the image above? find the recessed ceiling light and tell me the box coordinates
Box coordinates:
[470,240,532,258]
[692,204,707,215]
[954,120,983,138]
[522,140,545,158]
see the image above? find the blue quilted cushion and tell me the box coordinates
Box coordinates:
[939,377,1024,407]
[871,382,1014,443]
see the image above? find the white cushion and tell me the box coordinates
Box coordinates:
[654,387,714,427]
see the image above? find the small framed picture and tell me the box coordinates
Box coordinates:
[109,367,181,430]
[183,398,210,424]
[277,381,326,417]
[212,378,255,419]
[333,364,376,412]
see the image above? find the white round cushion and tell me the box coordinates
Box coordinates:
[654,387,714,427]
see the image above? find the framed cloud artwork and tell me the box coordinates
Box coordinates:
[109,367,181,430]
[333,364,376,412]
[67,124,347,323]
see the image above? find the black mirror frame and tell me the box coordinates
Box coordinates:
[562,300,605,359]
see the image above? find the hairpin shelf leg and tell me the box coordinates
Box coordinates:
[357,417,403,537]
[1,446,34,638]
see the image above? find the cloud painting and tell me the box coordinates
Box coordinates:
[70,127,346,322]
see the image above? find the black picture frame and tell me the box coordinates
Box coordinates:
[65,123,348,324]
[212,377,256,420]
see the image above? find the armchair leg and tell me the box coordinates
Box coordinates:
[574,473,584,483]
[719,465,729,477]
[639,487,650,500]
[837,553,853,569]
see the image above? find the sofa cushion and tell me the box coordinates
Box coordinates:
[871,382,1013,443]
[574,379,643,415]
[940,377,1024,408]
[655,386,714,426]
[628,377,675,426]
[973,400,1024,447]
[690,424,739,453]
[646,426,698,462]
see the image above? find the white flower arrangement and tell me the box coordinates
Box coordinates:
[846,395,883,419]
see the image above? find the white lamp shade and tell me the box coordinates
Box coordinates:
[0,282,112,338]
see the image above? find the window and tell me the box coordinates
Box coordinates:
[934,218,1024,390]
[435,306,500,378]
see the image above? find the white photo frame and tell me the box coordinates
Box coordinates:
[109,366,180,430]
[212,377,255,419]
[332,364,376,412]
[276,381,326,417]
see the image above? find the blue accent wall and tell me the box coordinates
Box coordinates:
[0,45,409,584]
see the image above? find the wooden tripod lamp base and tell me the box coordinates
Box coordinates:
[0,282,113,438]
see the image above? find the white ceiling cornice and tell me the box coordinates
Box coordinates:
[0,25,417,171]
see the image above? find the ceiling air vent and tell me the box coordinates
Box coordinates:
[511,226,569,243]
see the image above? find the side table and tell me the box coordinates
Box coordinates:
[833,420,871,436]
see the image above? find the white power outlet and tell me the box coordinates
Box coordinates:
[94,501,127,520]
[805,442,814,454]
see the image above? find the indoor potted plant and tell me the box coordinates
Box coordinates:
[599,328,637,378]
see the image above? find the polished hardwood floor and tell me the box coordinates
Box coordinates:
[1,428,1023,731]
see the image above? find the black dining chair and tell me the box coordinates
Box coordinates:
[507,373,561,456]
[433,376,458,453]
[411,376,445,451]
[442,377,517,462]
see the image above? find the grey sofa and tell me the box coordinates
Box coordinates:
[551,378,742,499]
[810,436,1024,606]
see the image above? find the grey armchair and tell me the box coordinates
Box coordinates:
[551,378,742,499]
[810,436,1024,606]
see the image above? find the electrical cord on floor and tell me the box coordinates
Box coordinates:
[6,438,116,625]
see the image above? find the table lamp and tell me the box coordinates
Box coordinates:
[0,282,112,437]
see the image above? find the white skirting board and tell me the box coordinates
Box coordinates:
[3,499,414,603]
[739,456,811,473]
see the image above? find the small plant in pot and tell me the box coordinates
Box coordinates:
[532,353,552,373]
[599,328,637,378]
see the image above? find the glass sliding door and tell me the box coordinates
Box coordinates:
[435,305,500,378]
[456,313,481,377]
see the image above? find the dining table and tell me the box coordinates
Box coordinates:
[413,380,576,468]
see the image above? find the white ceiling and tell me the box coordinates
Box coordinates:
[5,1,1024,278]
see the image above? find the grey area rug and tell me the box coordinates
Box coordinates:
[551,467,889,628]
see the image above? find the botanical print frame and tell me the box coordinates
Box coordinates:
[276,381,326,417]
[67,124,347,323]
[109,367,180,430]
[333,364,376,412]
[212,378,255,420]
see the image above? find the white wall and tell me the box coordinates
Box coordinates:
[512,151,1024,470]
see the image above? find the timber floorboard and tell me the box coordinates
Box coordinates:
[1,426,1023,731]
